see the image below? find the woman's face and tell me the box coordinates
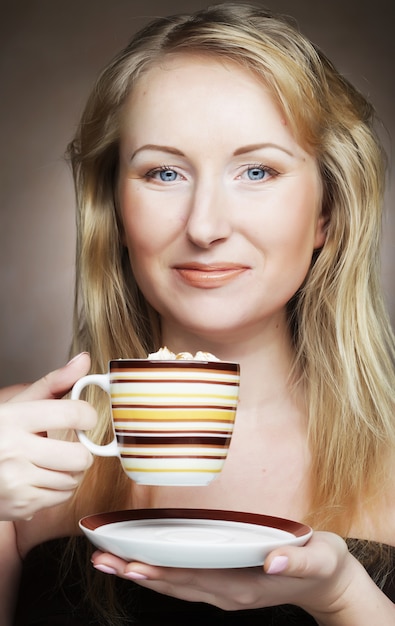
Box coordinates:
[118,54,326,345]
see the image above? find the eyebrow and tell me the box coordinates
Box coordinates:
[130,142,296,160]
[131,144,185,160]
[233,143,295,158]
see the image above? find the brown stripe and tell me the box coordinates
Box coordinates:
[117,435,232,446]
[112,404,237,410]
[110,378,239,386]
[120,454,226,460]
[110,361,239,373]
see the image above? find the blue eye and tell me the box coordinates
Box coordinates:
[247,166,266,180]
[240,164,278,182]
[159,168,178,182]
[145,166,180,182]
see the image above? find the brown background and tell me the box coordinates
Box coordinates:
[1,0,394,387]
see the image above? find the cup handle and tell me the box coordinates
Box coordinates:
[71,374,119,457]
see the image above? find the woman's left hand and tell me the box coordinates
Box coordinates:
[90,531,385,622]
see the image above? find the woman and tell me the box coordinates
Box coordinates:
[5,3,395,624]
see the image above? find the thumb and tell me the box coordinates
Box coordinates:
[264,532,347,579]
[9,352,91,402]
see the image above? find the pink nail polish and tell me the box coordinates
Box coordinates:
[266,555,289,574]
[124,571,148,580]
[94,564,118,575]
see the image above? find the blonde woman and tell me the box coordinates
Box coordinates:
[4,3,395,625]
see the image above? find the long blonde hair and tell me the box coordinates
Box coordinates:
[67,3,395,532]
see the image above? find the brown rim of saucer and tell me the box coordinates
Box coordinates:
[80,508,311,537]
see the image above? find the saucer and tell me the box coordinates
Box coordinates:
[79,508,312,568]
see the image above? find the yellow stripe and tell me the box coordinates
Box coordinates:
[111,392,238,400]
[113,409,236,421]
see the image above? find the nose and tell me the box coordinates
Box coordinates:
[185,179,232,248]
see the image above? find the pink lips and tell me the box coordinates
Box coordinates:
[174,263,248,288]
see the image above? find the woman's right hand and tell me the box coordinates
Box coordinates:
[0,353,97,521]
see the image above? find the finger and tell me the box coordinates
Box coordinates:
[90,553,267,610]
[91,551,166,584]
[264,531,348,579]
[27,436,94,472]
[0,384,30,402]
[8,352,91,402]
[91,552,222,586]
[1,455,84,492]
[30,466,85,491]
[0,461,83,520]
[92,551,132,574]
[0,397,97,434]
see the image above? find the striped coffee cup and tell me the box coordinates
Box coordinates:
[72,359,240,486]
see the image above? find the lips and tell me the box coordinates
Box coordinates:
[173,263,248,288]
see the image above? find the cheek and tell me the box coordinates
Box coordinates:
[119,180,184,254]
[122,212,148,248]
[119,183,157,255]
[251,209,318,254]
[247,187,323,282]
[120,204,181,286]
[280,179,323,253]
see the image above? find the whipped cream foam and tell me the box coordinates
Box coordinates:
[147,346,219,361]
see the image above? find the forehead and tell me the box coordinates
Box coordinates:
[127,52,272,104]
[119,53,294,143]
[117,53,318,169]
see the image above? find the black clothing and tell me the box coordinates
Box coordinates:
[14,537,395,625]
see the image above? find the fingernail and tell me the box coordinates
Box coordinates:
[66,352,88,366]
[124,571,149,580]
[266,555,289,574]
[94,564,118,575]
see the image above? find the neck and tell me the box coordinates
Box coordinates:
[161,314,302,414]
